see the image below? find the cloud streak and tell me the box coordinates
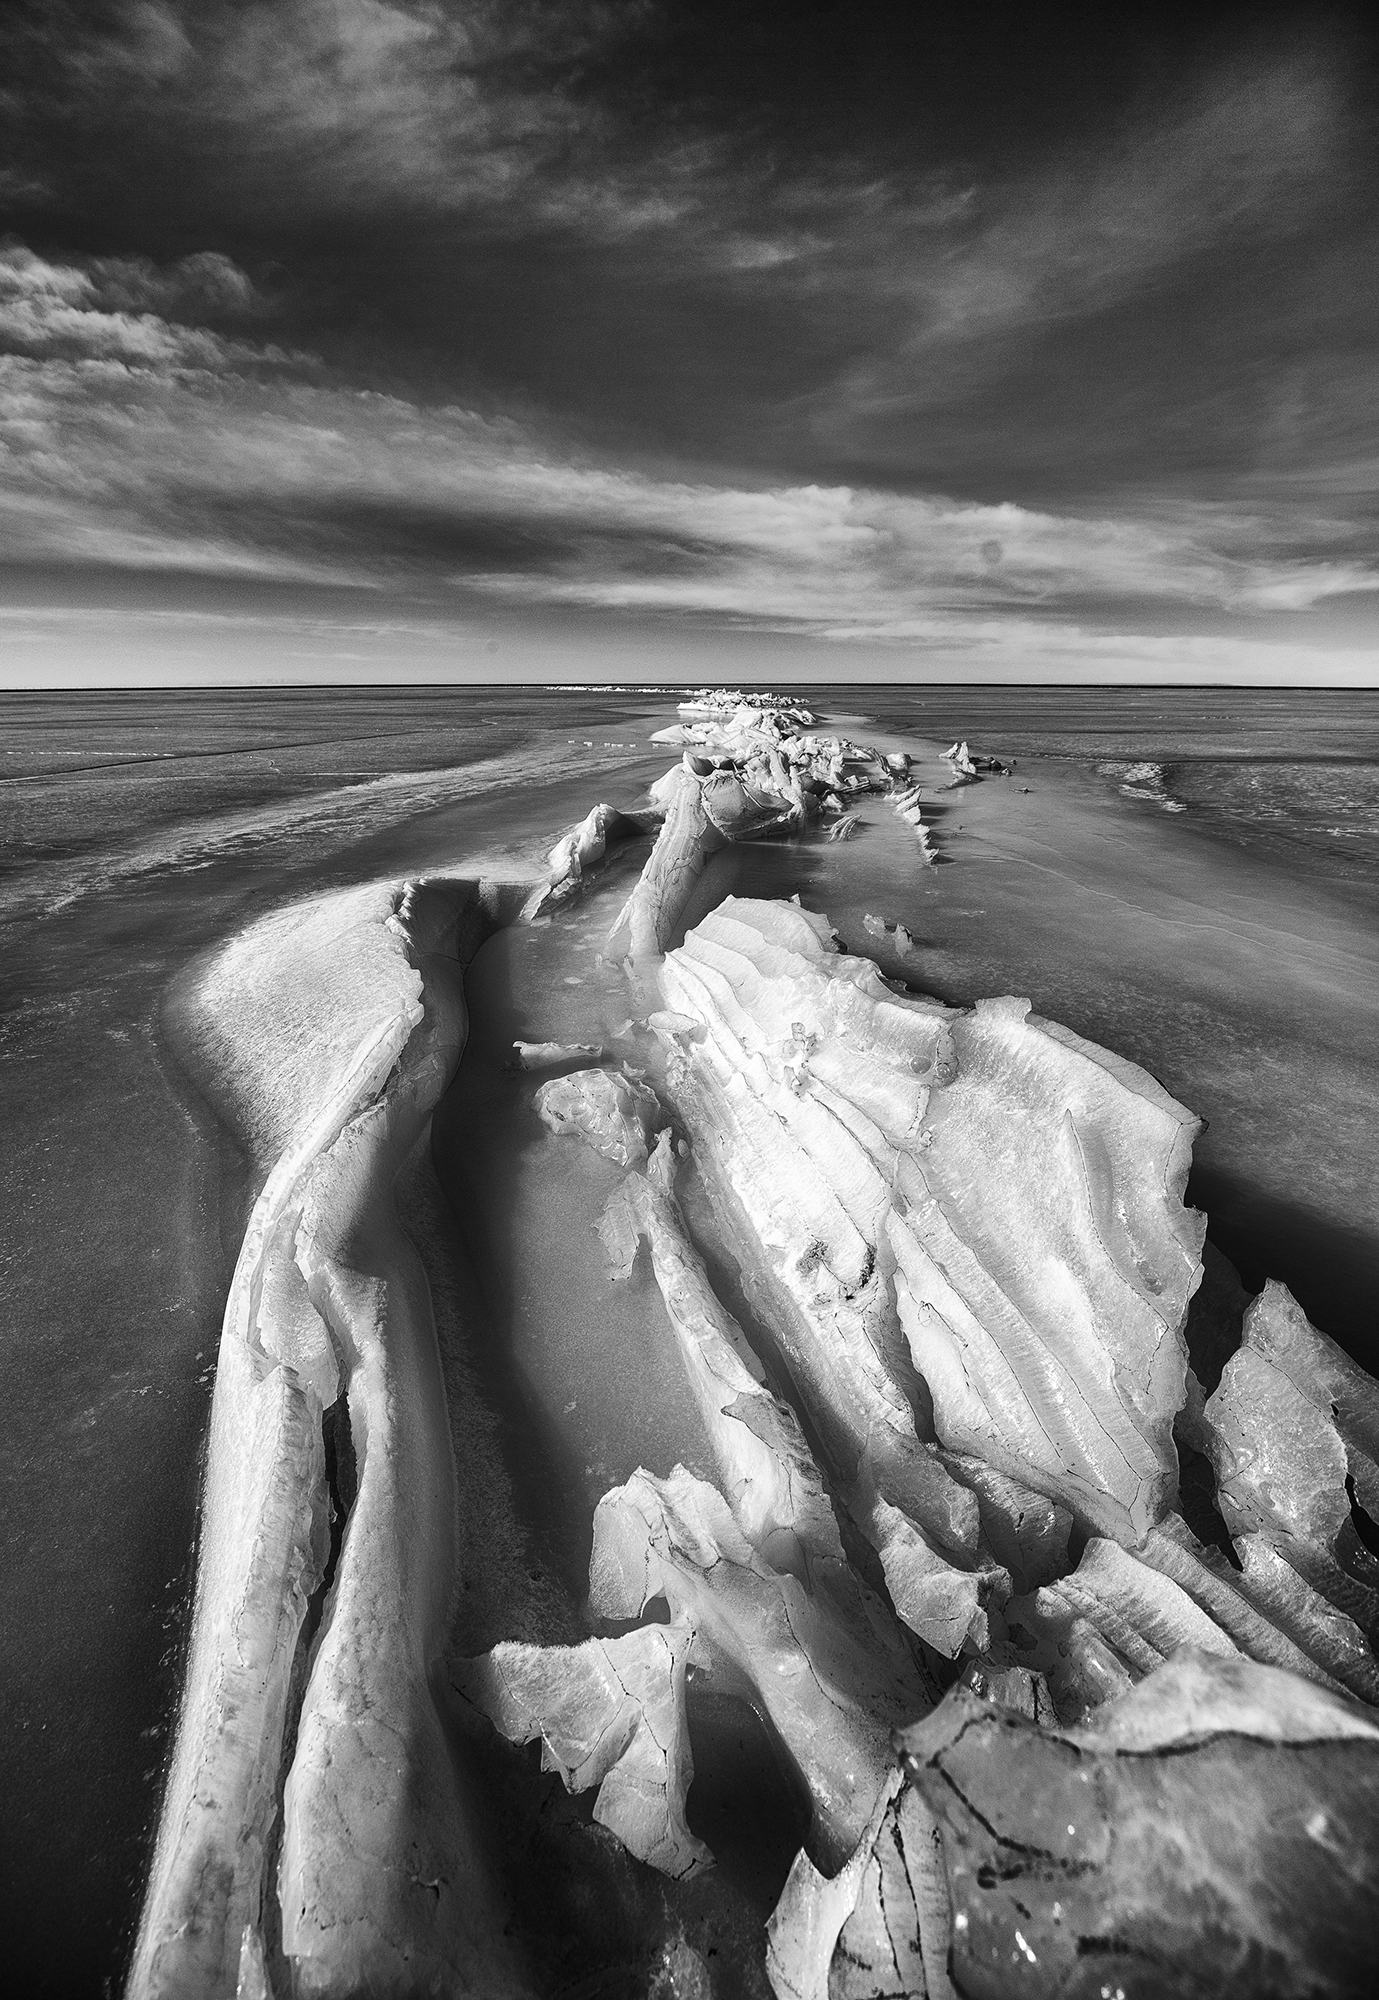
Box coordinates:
[1,6,1376,681]
[2,2,688,236]
[2,239,1373,654]
[0,243,297,371]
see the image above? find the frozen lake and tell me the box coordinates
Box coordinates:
[2,682,1377,1993]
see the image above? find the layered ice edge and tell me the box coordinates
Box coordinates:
[129,874,529,2000]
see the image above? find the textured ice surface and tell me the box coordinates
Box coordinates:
[121,734,1379,1999]
[129,877,526,2000]
[658,896,1203,1559]
[898,1653,1379,2000]
[1201,1280,1379,1665]
[589,1464,928,1869]
[456,1624,710,1879]
[535,1064,663,1166]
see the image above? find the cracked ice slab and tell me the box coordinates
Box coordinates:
[590,1465,931,1870]
[454,1624,711,1880]
[535,1064,663,1166]
[657,897,1203,1558]
[897,1651,1379,2000]
[513,1038,605,1070]
[654,899,997,1652]
[1004,1513,1379,1726]
[129,881,426,1999]
[599,1132,943,1700]
[520,801,658,921]
[766,1770,955,2000]
[599,1131,851,1579]
[1202,1280,1379,1652]
[605,764,726,962]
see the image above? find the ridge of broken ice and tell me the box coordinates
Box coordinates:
[134,691,1379,2000]
[657,896,1203,1551]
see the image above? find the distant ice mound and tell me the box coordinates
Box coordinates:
[1099,757,1188,811]
[677,686,817,728]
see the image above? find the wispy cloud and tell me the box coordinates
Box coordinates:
[2,2,690,236]
[0,242,296,370]
[2,240,1373,647]
[13,6,1338,291]
[1,8,1375,682]
[934,57,1335,332]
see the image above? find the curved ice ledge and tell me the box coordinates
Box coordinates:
[130,874,530,2000]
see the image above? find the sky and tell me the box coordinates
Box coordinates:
[1,0,1377,686]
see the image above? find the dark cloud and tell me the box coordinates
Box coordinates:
[173,488,736,584]
[1,2,1377,679]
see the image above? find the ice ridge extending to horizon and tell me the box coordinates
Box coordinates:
[129,691,1379,2000]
